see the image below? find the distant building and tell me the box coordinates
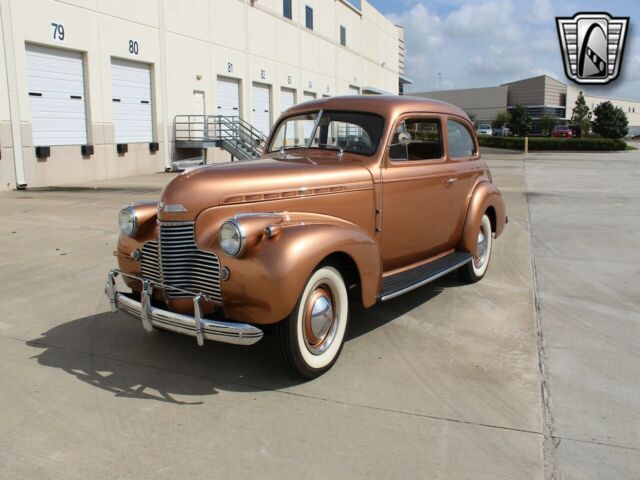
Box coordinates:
[414,75,640,135]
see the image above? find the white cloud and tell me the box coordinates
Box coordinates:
[388,0,640,100]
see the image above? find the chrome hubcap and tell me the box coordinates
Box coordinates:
[303,285,338,355]
[475,228,488,268]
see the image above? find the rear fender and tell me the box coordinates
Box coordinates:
[458,182,506,257]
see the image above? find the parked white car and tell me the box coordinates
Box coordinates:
[476,124,493,136]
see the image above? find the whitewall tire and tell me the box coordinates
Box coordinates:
[276,266,349,379]
[462,214,493,283]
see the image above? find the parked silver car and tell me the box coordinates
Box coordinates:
[476,123,493,136]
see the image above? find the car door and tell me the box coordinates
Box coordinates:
[445,117,484,243]
[380,114,457,271]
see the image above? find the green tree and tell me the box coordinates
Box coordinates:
[509,105,532,137]
[592,101,629,139]
[540,114,558,136]
[492,111,510,129]
[467,112,477,124]
[571,91,592,137]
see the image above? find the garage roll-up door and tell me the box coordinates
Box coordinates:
[303,91,316,102]
[217,77,240,117]
[280,88,295,113]
[349,85,360,95]
[26,44,88,146]
[252,83,271,136]
[111,58,153,143]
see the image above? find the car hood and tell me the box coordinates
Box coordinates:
[158,155,374,221]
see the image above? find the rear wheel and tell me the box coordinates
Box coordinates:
[462,214,493,283]
[276,266,349,379]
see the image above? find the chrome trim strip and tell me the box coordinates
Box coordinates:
[379,256,473,302]
[107,270,263,346]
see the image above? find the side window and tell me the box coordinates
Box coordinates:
[447,120,476,158]
[389,118,443,161]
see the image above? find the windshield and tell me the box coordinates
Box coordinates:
[478,124,491,129]
[554,125,570,131]
[268,110,385,156]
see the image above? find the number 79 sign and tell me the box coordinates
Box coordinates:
[51,22,65,42]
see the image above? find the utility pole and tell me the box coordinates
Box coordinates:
[438,72,442,91]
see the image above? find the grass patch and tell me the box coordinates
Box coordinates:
[625,144,638,150]
[478,136,628,151]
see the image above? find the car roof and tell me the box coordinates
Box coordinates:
[285,95,471,122]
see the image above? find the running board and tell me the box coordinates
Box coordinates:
[379,252,472,302]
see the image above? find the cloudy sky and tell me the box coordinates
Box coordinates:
[369,0,639,100]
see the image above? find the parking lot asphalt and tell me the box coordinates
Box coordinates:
[0,149,634,479]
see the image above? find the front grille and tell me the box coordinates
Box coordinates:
[140,241,161,284]
[140,222,222,303]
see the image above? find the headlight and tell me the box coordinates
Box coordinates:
[219,220,246,257]
[118,206,137,238]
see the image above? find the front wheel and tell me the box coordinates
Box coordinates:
[461,213,493,283]
[275,266,349,379]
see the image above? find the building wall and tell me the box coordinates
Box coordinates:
[542,76,567,107]
[0,0,18,189]
[504,76,547,107]
[567,86,640,135]
[0,0,402,190]
[413,86,508,123]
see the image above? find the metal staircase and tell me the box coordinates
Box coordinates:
[173,115,266,166]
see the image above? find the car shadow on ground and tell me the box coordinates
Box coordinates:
[26,274,463,405]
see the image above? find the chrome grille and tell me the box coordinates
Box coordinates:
[140,241,161,284]
[140,222,222,303]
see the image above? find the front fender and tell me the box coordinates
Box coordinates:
[458,181,506,257]
[219,217,381,325]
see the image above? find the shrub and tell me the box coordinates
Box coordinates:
[492,111,510,129]
[509,105,532,136]
[478,136,627,151]
[592,101,629,139]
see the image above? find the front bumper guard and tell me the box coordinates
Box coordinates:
[105,270,263,347]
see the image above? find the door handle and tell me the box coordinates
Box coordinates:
[446,177,458,184]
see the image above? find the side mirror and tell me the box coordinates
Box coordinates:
[397,131,412,145]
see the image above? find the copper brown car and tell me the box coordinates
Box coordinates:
[105,95,507,378]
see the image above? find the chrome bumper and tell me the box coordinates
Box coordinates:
[105,270,263,346]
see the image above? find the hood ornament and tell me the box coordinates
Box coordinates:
[158,202,187,214]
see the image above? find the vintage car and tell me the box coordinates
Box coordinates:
[105,96,507,378]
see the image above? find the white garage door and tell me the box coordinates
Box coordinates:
[280,88,295,113]
[217,77,240,117]
[349,85,360,95]
[26,44,87,146]
[303,91,316,102]
[111,58,153,143]
[252,83,271,136]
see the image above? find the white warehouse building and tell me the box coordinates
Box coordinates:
[0,0,408,190]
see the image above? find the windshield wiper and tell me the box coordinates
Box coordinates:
[315,143,344,160]
[277,145,316,164]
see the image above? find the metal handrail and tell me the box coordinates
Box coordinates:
[174,115,207,141]
[173,114,267,159]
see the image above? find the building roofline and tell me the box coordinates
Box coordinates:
[413,84,507,95]
[500,74,567,87]
[576,92,640,104]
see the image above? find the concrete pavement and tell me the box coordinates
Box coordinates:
[6,147,638,478]
[0,157,543,479]
[525,149,640,479]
